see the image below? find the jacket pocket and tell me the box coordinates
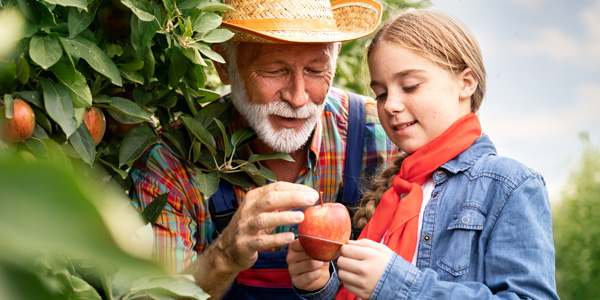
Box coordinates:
[437,203,486,277]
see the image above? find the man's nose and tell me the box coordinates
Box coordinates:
[284,73,310,108]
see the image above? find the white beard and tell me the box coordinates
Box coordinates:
[228,70,326,153]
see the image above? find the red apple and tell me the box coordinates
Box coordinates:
[298,201,352,262]
[0,99,35,143]
[83,107,106,146]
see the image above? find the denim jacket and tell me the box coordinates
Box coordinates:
[296,135,559,299]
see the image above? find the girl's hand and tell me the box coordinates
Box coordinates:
[287,239,331,291]
[337,239,394,299]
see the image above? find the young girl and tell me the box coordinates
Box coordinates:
[287,9,559,300]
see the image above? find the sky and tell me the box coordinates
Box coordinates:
[427,0,600,202]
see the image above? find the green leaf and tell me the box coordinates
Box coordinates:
[105,109,144,126]
[201,29,234,43]
[196,2,235,13]
[242,163,276,185]
[68,122,96,165]
[40,78,78,137]
[219,171,255,188]
[68,0,102,38]
[15,55,30,84]
[0,260,65,300]
[214,118,231,158]
[50,61,93,108]
[65,273,103,300]
[119,126,159,166]
[60,36,122,86]
[102,96,153,122]
[195,101,234,136]
[184,63,206,91]
[120,68,145,84]
[15,91,42,109]
[182,47,207,66]
[168,47,188,88]
[142,193,169,225]
[231,128,256,148]
[29,35,63,69]
[17,0,57,28]
[127,274,209,299]
[3,94,14,118]
[192,43,224,63]
[248,153,294,163]
[193,13,222,33]
[44,0,89,10]
[141,51,155,83]
[45,138,73,168]
[24,137,49,159]
[195,170,219,199]
[120,0,155,22]
[179,115,216,155]
[131,14,159,59]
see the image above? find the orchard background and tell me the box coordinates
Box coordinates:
[0,0,597,299]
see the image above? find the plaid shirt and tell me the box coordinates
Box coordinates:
[130,87,397,273]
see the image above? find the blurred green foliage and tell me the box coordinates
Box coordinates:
[553,133,600,300]
[0,148,209,299]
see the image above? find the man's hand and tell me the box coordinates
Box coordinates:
[337,239,394,300]
[185,182,319,299]
[215,181,319,272]
[287,239,331,291]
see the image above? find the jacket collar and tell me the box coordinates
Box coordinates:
[441,134,497,174]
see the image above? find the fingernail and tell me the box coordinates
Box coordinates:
[293,211,304,222]
[285,232,295,243]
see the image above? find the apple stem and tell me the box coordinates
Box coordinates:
[319,191,323,207]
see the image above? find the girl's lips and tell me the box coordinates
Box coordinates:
[393,120,417,131]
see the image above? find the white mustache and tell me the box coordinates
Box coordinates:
[266,101,321,119]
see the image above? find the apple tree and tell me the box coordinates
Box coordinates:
[0,0,256,298]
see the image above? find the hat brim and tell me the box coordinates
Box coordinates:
[221,0,382,43]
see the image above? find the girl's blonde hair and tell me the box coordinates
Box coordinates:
[354,10,487,229]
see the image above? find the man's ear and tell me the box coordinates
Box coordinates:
[458,68,478,101]
[211,44,230,84]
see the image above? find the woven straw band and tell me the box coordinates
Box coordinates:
[221,0,382,43]
[225,19,339,32]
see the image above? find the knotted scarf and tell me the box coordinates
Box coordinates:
[336,113,482,300]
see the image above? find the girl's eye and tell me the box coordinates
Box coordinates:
[403,84,419,93]
[374,92,387,101]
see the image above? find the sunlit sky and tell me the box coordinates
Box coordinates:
[428,0,600,202]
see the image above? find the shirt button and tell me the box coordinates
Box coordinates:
[436,170,444,177]
[432,192,439,198]
[423,234,431,242]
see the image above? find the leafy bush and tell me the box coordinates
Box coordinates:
[553,134,600,300]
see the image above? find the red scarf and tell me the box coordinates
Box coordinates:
[336,114,482,300]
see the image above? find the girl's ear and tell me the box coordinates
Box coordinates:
[211,44,230,84]
[458,68,478,101]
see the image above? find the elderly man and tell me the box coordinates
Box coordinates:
[129,0,395,298]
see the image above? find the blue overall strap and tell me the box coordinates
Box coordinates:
[342,91,366,206]
[207,180,237,241]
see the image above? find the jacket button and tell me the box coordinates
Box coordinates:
[433,192,439,198]
[423,234,431,242]
[436,170,444,177]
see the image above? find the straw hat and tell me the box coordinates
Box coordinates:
[220,0,383,43]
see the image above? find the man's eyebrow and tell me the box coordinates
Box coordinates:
[370,69,426,87]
